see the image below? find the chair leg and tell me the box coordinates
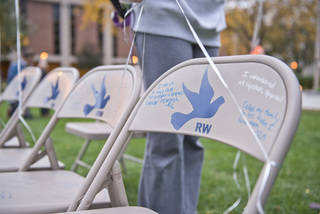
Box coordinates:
[116,133,145,174]
[45,137,60,170]
[16,123,28,148]
[71,139,91,172]
[118,156,127,175]
[108,161,129,207]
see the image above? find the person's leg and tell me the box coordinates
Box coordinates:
[139,133,186,213]
[136,33,194,213]
[181,45,220,213]
[182,135,204,213]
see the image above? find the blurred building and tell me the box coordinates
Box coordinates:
[10,0,132,73]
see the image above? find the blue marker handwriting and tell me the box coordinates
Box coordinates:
[239,100,280,142]
[145,81,183,108]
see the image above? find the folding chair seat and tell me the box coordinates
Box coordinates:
[0,66,42,141]
[0,67,79,171]
[66,206,157,214]
[0,64,142,213]
[65,121,145,172]
[67,55,301,213]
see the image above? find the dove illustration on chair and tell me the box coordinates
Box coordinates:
[0,67,41,138]
[15,75,27,97]
[44,76,60,105]
[83,75,110,116]
[171,67,225,130]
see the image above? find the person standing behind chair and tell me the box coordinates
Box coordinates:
[7,47,35,117]
[129,0,226,213]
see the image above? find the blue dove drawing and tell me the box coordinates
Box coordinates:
[171,67,225,131]
[83,75,110,116]
[44,76,60,104]
[16,76,27,97]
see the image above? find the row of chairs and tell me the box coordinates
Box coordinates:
[0,54,301,213]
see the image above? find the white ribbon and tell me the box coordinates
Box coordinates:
[223,150,242,214]
[123,3,142,43]
[0,26,5,128]
[251,0,265,51]
[174,0,276,213]
[111,2,145,125]
[15,0,36,145]
[15,0,22,116]
[19,114,37,143]
[0,25,2,98]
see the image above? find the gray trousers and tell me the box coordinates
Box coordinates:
[135,33,219,214]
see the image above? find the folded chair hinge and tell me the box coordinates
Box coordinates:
[77,195,84,206]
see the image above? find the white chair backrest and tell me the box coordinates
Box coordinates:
[27,67,79,111]
[57,65,139,128]
[0,67,79,147]
[130,56,300,160]
[21,65,141,171]
[0,66,41,104]
[73,55,301,213]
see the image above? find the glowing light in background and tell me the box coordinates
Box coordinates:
[132,55,139,64]
[40,52,48,60]
[290,61,298,70]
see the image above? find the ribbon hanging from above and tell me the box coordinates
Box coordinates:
[174,0,277,213]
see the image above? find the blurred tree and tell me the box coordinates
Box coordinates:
[221,0,316,73]
[78,0,113,30]
[77,43,102,69]
[0,0,29,56]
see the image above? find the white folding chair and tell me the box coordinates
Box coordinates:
[0,64,142,213]
[68,55,301,213]
[65,67,145,173]
[0,67,79,172]
[0,66,42,137]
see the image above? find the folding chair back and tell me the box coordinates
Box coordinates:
[26,67,79,110]
[0,66,41,104]
[0,67,79,148]
[0,65,141,213]
[58,66,138,127]
[0,67,41,131]
[72,55,301,213]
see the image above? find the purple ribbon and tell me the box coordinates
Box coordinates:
[112,11,131,28]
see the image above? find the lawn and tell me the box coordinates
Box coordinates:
[0,103,319,214]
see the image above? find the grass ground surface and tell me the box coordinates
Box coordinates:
[0,103,319,213]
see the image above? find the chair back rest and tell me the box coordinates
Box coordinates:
[57,65,140,128]
[1,67,41,103]
[93,55,301,213]
[130,55,301,161]
[26,67,79,111]
[0,67,79,147]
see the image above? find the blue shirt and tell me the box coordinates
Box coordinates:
[7,61,27,84]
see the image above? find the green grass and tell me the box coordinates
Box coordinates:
[1,103,319,213]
